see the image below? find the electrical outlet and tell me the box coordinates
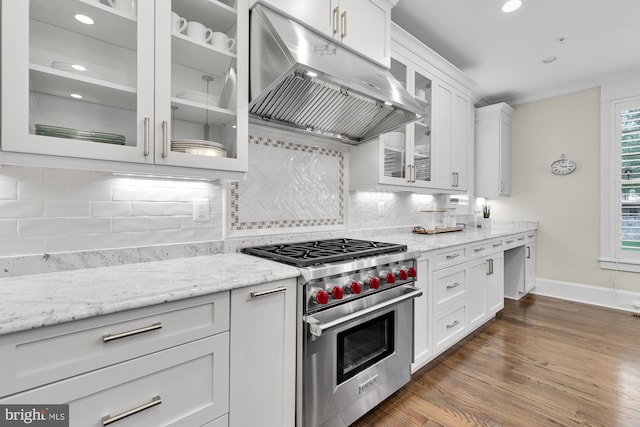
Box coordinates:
[193,199,210,222]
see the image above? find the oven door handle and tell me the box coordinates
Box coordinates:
[305,288,423,337]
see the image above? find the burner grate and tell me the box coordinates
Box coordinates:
[242,238,407,267]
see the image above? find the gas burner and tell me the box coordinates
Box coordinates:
[242,238,407,267]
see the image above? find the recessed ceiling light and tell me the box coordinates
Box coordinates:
[542,56,558,64]
[502,0,522,13]
[306,71,318,78]
[71,64,87,71]
[74,14,94,25]
[70,93,83,99]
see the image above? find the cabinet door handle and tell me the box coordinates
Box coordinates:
[527,246,531,259]
[412,164,417,183]
[446,282,461,289]
[446,320,460,329]
[103,322,162,342]
[446,253,460,259]
[340,10,347,39]
[506,239,515,244]
[332,6,339,35]
[492,243,502,247]
[517,237,525,241]
[527,234,535,238]
[474,247,485,252]
[161,120,168,158]
[250,286,287,298]
[406,164,412,183]
[500,180,505,193]
[487,258,494,275]
[102,396,161,426]
[143,117,150,156]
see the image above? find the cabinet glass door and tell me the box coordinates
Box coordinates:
[2,0,153,162]
[155,0,241,170]
[382,58,408,181]
[413,71,432,184]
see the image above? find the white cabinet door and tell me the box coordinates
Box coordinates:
[229,279,296,427]
[487,252,505,315]
[1,0,154,164]
[475,103,515,197]
[525,241,536,292]
[338,0,391,67]
[500,116,512,195]
[412,258,431,370]
[451,91,470,190]
[258,0,333,37]
[467,257,488,330]
[431,79,453,189]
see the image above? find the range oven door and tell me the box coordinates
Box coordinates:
[303,286,421,427]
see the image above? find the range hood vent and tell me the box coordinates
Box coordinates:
[249,3,429,144]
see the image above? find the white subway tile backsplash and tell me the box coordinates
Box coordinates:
[69,218,111,234]
[44,235,92,253]
[113,186,152,201]
[18,182,68,200]
[195,227,223,241]
[68,184,113,201]
[147,217,183,231]
[0,220,18,238]
[45,200,92,217]
[91,201,131,217]
[132,202,191,216]
[149,187,209,202]
[0,237,44,256]
[130,229,197,246]
[90,233,131,250]
[112,217,150,233]
[18,218,69,237]
[0,181,17,200]
[0,201,44,218]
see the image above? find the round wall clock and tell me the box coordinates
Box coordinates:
[550,154,576,175]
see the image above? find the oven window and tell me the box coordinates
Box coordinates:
[336,311,395,384]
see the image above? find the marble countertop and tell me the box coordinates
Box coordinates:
[380,223,537,253]
[0,223,536,337]
[0,253,300,336]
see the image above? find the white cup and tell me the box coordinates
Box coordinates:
[171,12,187,34]
[106,0,136,16]
[211,32,236,52]
[415,88,426,99]
[186,21,213,43]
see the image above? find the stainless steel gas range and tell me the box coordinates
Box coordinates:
[243,238,422,427]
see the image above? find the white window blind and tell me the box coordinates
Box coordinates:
[621,107,640,251]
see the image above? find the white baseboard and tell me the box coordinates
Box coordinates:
[531,278,640,313]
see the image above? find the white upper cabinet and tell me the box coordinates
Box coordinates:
[256,0,394,67]
[1,0,248,180]
[475,102,515,197]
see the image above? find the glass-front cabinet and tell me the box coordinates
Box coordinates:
[1,0,247,178]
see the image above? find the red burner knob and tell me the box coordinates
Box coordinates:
[369,277,380,289]
[386,273,396,284]
[330,286,344,300]
[313,289,329,305]
[398,269,409,280]
[408,267,417,278]
[350,281,363,294]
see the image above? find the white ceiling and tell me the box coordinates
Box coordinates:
[391,0,640,107]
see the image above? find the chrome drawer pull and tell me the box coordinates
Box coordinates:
[517,237,525,241]
[102,395,161,426]
[103,322,162,342]
[506,239,515,244]
[493,243,502,247]
[474,247,485,252]
[446,282,461,289]
[446,253,460,259]
[250,286,287,298]
[446,320,460,329]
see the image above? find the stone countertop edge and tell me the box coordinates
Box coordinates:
[0,253,300,336]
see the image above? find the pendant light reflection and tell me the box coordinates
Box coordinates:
[502,0,522,13]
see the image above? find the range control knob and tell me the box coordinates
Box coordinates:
[365,276,380,289]
[385,272,396,284]
[312,289,329,305]
[394,268,409,281]
[328,285,344,300]
[408,267,417,278]
[349,281,363,294]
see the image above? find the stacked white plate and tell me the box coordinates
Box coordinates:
[171,139,227,157]
[175,91,220,107]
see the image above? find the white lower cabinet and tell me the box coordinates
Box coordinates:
[229,279,296,427]
[412,258,431,370]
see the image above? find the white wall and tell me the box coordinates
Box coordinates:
[488,88,640,292]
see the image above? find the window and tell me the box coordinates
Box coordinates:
[601,78,640,272]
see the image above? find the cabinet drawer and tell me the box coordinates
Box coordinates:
[433,247,466,268]
[525,231,536,243]
[503,234,525,249]
[0,333,230,427]
[0,293,230,397]
[469,239,502,257]
[433,267,466,312]
[433,302,466,353]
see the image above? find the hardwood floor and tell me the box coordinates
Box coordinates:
[352,294,640,426]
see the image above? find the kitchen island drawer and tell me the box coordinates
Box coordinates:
[0,333,230,427]
[503,234,525,250]
[0,292,229,398]
[470,239,502,256]
[433,266,466,312]
[433,247,466,268]
[433,302,466,354]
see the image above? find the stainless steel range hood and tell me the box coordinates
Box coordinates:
[249,2,429,144]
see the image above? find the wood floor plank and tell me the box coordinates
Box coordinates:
[351,295,640,426]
